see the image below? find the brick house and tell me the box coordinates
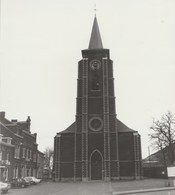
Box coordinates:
[0,112,44,181]
[53,16,142,181]
[0,134,14,181]
[37,151,45,179]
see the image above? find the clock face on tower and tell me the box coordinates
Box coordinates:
[90,59,101,70]
[89,117,103,131]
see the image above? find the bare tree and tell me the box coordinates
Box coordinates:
[44,147,54,178]
[149,111,175,166]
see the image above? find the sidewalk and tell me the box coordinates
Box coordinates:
[112,187,175,195]
[109,178,175,195]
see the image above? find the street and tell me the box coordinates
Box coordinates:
[7,180,175,195]
[7,182,111,195]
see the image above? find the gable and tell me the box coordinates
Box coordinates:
[59,119,137,134]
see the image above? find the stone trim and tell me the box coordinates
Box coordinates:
[134,133,142,178]
[81,58,88,180]
[88,117,103,131]
[102,57,111,179]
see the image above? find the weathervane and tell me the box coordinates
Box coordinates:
[94,4,97,16]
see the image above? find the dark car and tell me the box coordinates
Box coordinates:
[10,178,29,188]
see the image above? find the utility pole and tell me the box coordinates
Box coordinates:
[148,147,151,168]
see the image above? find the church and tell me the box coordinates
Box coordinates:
[53,16,142,181]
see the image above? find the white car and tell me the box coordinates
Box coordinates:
[24,177,41,184]
[0,181,11,194]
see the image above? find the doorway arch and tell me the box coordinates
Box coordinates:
[90,150,103,180]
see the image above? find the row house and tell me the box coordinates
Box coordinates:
[0,112,44,181]
[0,134,14,181]
[37,151,45,179]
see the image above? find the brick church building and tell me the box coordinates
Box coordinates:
[53,16,142,181]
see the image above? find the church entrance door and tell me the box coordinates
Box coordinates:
[90,150,103,180]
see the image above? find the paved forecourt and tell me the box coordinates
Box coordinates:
[6,182,111,195]
[8,179,175,195]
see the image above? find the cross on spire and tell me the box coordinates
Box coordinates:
[94,4,97,15]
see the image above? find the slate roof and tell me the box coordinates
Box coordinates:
[0,117,12,124]
[88,16,103,49]
[0,122,22,140]
[59,122,76,134]
[58,119,136,134]
[117,119,137,133]
[17,121,29,131]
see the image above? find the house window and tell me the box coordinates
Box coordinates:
[28,149,30,159]
[22,148,25,158]
[13,167,18,178]
[14,145,20,159]
[0,151,2,160]
[26,149,28,160]
[29,150,32,160]
[5,168,8,181]
[16,167,18,178]
[7,153,10,161]
[6,138,12,145]
[33,153,36,162]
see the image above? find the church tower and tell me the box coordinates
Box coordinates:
[75,16,119,181]
[53,16,142,181]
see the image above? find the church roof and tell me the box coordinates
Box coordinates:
[88,16,103,49]
[58,119,136,134]
[117,119,137,133]
[59,122,76,134]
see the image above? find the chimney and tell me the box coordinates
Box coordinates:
[26,116,31,123]
[0,112,5,120]
[11,119,18,122]
[26,116,31,131]
[33,133,37,141]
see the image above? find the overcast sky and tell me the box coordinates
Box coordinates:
[0,0,175,158]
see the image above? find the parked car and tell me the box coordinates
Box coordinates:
[24,177,41,185]
[10,178,29,188]
[23,177,35,185]
[0,181,11,194]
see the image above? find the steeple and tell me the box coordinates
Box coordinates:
[88,16,103,49]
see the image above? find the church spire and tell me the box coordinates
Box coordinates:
[88,16,103,49]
